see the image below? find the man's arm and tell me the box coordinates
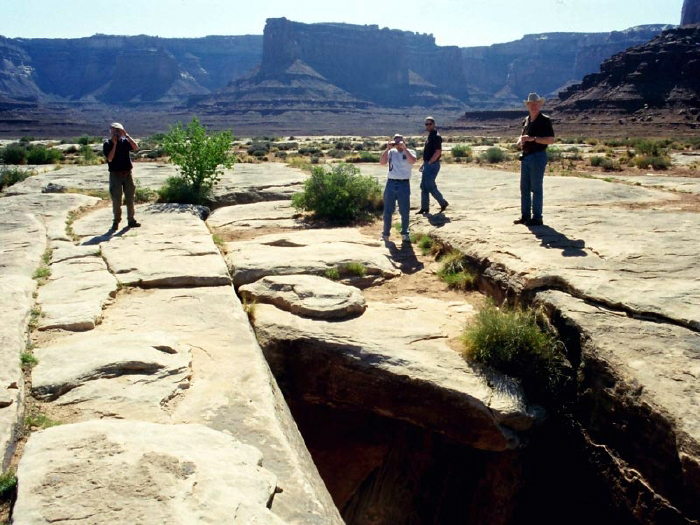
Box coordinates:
[380,140,393,165]
[405,146,417,164]
[123,129,138,152]
[427,149,441,164]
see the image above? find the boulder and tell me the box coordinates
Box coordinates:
[207,200,302,235]
[240,274,366,319]
[13,420,286,525]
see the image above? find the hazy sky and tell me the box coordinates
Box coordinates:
[3,0,684,47]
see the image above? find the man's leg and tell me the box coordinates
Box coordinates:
[520,157,532,220]
[382,181,397,238]
[424,162,446,208]
[109,172,123,226]
[396,181,411,236]
[531,152,547,220]
[420,170,429,211]
[124,172,137,222]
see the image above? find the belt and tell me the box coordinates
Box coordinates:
[388,178,410,182]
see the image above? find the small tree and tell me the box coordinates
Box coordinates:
[160,117,235,204]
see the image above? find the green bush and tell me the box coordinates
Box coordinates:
[77,144,101,165]
[75,135,100,146]
[341,262,366,277]
[0,166,34,191]
[291,163,382,223]
[160,117,235,205]
[462,304,568,402]
[633,139,669,157]
[26,145,62,165]
[346,152,380,163]
[1,143,27,164]
[437,251,477,290]
[324,267,340,280]
[0,469,17,500]
[546,147,563,162]
[480,147,506,164]
[451,144,473,160]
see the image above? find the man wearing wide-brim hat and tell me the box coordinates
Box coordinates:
[514,93,555,226]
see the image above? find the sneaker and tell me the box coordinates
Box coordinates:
[527,218,543,226]
[513,217,530,225]
[111,221,119,231]
[128,219,141,228]
[440,201,449,212]
[415,208,428,215]
[401,233,411,242]
[381,234,390,241]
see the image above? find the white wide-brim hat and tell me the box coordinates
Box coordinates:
[524,93,545,106]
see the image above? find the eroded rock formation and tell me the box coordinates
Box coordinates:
[682,0,700,25]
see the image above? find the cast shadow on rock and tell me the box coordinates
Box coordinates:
[81,227,128,245]
[527,224,587,257]
[426,213,451,228]
[383,239,424,275]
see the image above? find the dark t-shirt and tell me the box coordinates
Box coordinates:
[423,129,443,162]
[521,113,555,154]
[103,137,134,172]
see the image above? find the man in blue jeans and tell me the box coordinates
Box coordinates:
[379,134,417,242]
[514,93,555,226]
[416,116,448,215]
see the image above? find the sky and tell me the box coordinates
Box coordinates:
[2,0,685,47]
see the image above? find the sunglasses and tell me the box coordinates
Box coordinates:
[424,122,434,126]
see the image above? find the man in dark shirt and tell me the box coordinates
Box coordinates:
[103,122,140,230]
[514,93,555,226]
[416,116,448,214]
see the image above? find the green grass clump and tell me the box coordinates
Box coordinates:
[436,251,477,290]
[341,262,366,277]
[462,304,567,402]
[480,147,507,164]
[0,166,34,191]
[20,352,38,367]
[451,144,473,161]
[324,267,341,280]
[32,267,51,280]
[26,145,62,165]
[0,469,17,501]
[415,234,434,255]
[25,412,60,430]
[291,163,382,223]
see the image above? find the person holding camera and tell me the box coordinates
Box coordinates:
[379,134,417,242]
[103,122,140,231]
[514,93,555,226]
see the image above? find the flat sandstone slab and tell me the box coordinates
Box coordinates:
[13,420,286,525]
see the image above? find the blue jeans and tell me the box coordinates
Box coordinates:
[383,179,411,236]
[520,151,547,220]
[420,161,446,210]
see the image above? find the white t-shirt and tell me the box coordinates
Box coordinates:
[387,148,416,180]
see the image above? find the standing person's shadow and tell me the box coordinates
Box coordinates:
[527,224,587,257]
[383,239,424,274]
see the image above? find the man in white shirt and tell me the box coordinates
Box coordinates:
[379,134,417,242]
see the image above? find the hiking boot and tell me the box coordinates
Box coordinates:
[527,218,543,226]
[128,219,141,228]
[401,233,411,242]
[440,201,449,212]
[513,217,530,225]
[111,221,119,231]
[381,234,390,241]
[415,208,428,215]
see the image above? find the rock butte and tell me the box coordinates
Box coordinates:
[1,161,699,523]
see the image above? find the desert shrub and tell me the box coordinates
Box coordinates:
[334,141,353,150]
[134,184,157,203]
[480,147,507,164]
[0,469,17,500]
[546,147,563,162]
[415,234,434,255]
[275,142,298,151]
[1,143,27,164]
[589,155,606,167]
[159,117,235,205]
[75,135,100,146]
[346,152,380,163]
[324,267,341,280]
[291,163,382,223]
[298,146,322,156]
[462,304,568,403]
[326,149,347,159]
[0,166,34,191]
[353,143,365,151]
[437,251,477,290]
[19,136,34,143]
[633,139,668,157]
[247,140,271,157]
[451,144,473,160]
[342,262,366,277]
[77,144,101,165]
[26,145,62,165]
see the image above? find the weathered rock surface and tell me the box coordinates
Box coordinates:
[36,243,118,331]
[227,228,402,288]
[682,0,700,26]
[240,274,366,319]
[254,297,533,451]
[13,420,286,525]
[72,204,231,287]
[0,193,98,468]
[208,200,303,234]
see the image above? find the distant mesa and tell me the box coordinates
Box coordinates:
[555,24,700,113]
[682,0,700,25]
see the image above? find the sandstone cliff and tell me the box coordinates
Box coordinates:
[462,25,672,108]
[556,25,700,112]
[682,0,700,25]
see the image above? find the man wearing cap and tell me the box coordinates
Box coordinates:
[514,93,555,226]
[380,134,417,242]
[416,116,448,215]
[103,122,140,231]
